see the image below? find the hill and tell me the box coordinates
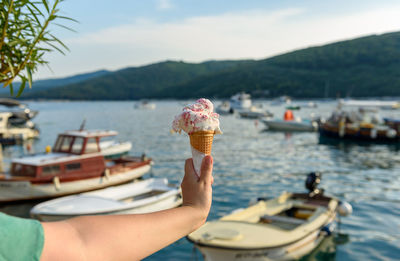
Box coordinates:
[23,60,252,100]
[22,31,400,99]
[1,70,110,95]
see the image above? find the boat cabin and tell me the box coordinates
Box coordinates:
[53,130,118,155]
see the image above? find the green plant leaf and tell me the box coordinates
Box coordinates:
[9,82,13,96]
[26,66,33,88]
[16,78,26,97]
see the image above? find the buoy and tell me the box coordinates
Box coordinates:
[338,201,353,216]
[45,145,51,153]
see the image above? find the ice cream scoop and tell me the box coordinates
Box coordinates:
[172,98,222,176]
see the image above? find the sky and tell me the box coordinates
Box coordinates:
[34,0,400,80]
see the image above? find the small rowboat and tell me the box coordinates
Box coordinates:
[30,178,182,221]
[187,173,351,261]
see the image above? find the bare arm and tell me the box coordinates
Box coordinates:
[40,156,213,261]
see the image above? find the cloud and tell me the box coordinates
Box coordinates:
[36,6,400,79]
[157,0,172,10]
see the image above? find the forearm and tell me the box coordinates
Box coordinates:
[65,206,205,261]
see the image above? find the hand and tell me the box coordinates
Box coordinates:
[181,155,214,229]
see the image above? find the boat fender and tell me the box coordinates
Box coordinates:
[53,176,61,190]
[321,222,336,236]
[338,201,352,216]
[386,129,397,139]
[370,129,377,139]
[45,145,51,153]
[339,120,345,137]
[104,169,110,180]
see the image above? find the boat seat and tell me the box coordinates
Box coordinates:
[260,214,305,225]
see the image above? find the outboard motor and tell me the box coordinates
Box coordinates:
[305,172,323,197]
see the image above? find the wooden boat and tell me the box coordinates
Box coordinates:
[187,173,352,261]
[30,178,182,221]
[0,112,39,144]
[0,129,152,202]
[262,119,318,132]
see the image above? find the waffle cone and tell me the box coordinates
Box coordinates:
[189,130,215,154]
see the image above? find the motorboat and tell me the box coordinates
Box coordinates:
[187,173,352,261]
[0,112,39,145]
[338,99,400,110]
[229,92,252,112]
[270,96,292,106]
[0,98,39,125]
[262,119,318,132]
[216,101,233,115]
[30,178,182,221]
[239,105,273,119]
[319,101,400,142]
[0,129,152,202]
[134,100,156,110]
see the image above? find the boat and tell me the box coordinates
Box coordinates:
[229,92,252,112]
[0,129,152,202]
[30,178,182,221]
[270,96,292,106]
[338,99,400,110]
[134,100,156,110]
[216,101,233,115]
[319,102,400,142]
[0,98,39,125]
[262,118,318,132]
[0,112,39,145]
[239,105,273,119]
[187,173,352,261]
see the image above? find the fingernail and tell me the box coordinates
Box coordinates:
[205,156,212,164]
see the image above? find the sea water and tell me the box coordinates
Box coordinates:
[0,100,399,260]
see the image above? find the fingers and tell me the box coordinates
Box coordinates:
[184,158,198,182]
[199,155,213,184]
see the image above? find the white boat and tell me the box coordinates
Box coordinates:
[230,92,252,112]
[134,100,156,110]
[239,105,273,119]
[100,140,132,159]
[338,99,400,110]
[216,101,233,115]
[262,119,318,132]
[0,112,39,144]
[187,173,352,261]
[30,178,182,221]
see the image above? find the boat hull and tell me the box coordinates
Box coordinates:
[193,219,335,261]
[0,164,151,202]
[33,192,182,221]
[319,124,400,142]
[263,120,316,132]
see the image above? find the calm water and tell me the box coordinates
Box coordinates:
[1,100,399,261]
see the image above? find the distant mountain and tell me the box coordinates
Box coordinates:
[23,60,252,100]
[22,31,400,100]
[1,70,110,95]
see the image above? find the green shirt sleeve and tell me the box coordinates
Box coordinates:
[0,212,44,261]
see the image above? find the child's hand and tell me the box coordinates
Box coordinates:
[181,156,213,229]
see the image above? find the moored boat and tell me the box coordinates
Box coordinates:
[319,102,400,142]
[30,178,182,221]
[0,112,39,144]
[230,92,252,112]
[262,119,318,132]
[0,129,152,202]
[239,105,273,119]
[187,173,352,261]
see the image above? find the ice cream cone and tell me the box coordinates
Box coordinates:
[189,130,215,176]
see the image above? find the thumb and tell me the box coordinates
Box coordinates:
[200,155,213,184]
